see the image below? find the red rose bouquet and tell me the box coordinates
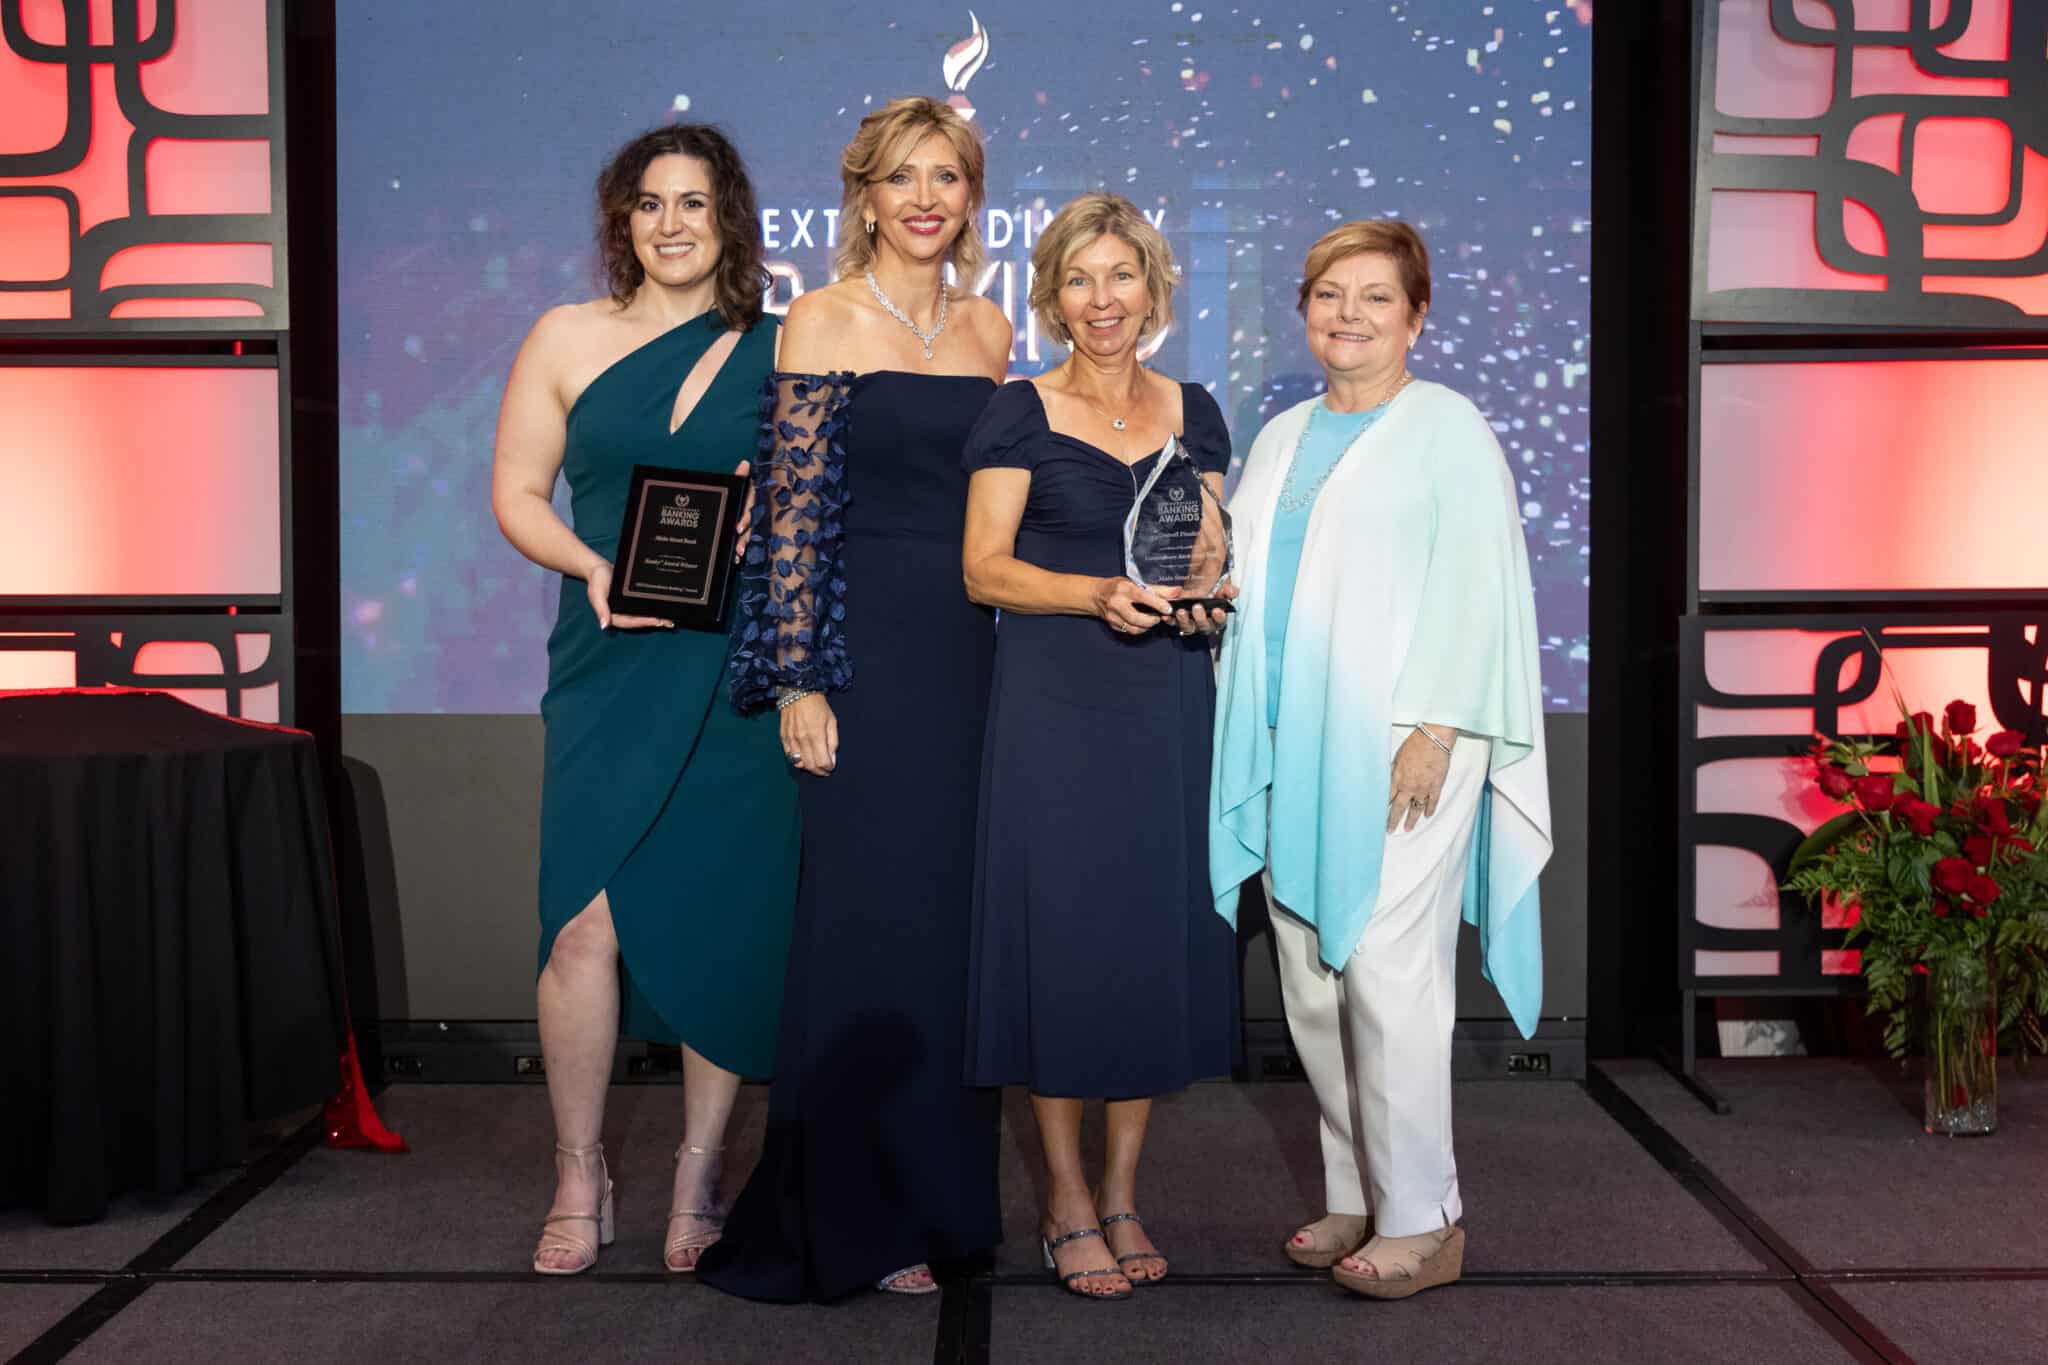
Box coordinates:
[1786,697,2048,1132]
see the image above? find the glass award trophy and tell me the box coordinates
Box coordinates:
[607,464,747,630]
[1121,436,1234,615]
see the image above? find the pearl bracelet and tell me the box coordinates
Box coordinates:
[775,689,815,712]
[1417,725,1455,756]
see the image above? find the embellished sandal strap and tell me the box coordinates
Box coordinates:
[554,1142,604,1157]
[674,1142,725,1159]
[1045,1226,1106,1252]
[1061,1267,1126,1286]
[1100,1211,1144,1229]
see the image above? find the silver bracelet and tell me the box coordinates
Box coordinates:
[775,689,815,712]
[1417,725,1455,756]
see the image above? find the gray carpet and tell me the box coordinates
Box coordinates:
[0,1284,99,1358]
[1835,1280,2048,1363]
[181,1083,775,1272]
[16,1069,2040,1363]
[1602,1059,2048,1270]
[987,1282,1857,1364]
[0,1173,234,1270]
[63,1282,939,1365]
[992,1079,1766,1275]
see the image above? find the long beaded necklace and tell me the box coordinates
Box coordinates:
[865,269,948,360]
[1276,370,1411,514]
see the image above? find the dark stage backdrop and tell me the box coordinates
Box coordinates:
[336,0,1592,715]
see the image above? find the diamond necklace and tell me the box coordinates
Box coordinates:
[865,269,948,360]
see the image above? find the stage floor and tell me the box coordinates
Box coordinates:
[4,1060,2044,1363]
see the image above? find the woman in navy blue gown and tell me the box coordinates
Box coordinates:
[700,97,1012,1302]
[962,194,1239,1301]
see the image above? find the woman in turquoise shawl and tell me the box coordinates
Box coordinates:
[1209,221,1552,1299]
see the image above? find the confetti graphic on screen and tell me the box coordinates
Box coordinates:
[338,1,1589,713]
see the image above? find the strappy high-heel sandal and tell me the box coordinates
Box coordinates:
[665,1142,726,1274]
[875,1264,941,1296]
[1099,1210,1168,1285]
[1284,1212,1373,1269]
[1041,1227,1133,1301]
[1330,1225,1466,1300]
[532,1141,614,1275]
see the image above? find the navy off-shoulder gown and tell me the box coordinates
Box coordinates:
[702,370,1003,1302]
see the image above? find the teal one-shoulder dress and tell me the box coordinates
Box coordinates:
[537,311,797,1079]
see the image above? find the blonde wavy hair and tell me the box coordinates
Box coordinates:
[1026,193,1177,348]
[833,97,987,282]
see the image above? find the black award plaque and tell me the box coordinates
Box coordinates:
[607,464,747,630]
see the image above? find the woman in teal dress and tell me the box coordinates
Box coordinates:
[490,124,797,1276]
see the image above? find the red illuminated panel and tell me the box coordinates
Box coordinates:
[1696,625,2003,738]
[0,0,281,328]
[1699,359,2048,596]
[1706,191,1886,294]
[1698,0,2048,325]
[0,365,280,599]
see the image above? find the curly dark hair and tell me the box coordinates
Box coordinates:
[594,123,766,329]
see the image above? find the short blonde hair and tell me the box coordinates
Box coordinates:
[1027,193,1177,348]
[1297,219,1431,320]
[834,97,987,282]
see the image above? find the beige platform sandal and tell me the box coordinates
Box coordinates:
[1330,1225,1465,1300]
[1284,1212,1373,1270]
[665,1142,726,1273]
[532,1142,615,1276]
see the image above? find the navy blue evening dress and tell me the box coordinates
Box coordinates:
[702,370,1002,1302]
[963,380,1240,1099]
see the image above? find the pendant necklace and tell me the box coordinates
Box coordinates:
[865,269,948,360]
[1072,367,1144,461]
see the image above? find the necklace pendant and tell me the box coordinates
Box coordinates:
[1112,418,1126,431]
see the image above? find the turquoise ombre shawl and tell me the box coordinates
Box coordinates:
[1208,383,1553,1036]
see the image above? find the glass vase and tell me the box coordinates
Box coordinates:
[1922,949,1998,1136]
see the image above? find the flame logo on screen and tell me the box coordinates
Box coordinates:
[943,10,988,121]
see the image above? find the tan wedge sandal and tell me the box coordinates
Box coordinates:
[1331,1225,1466,1300]
[1284,1212,1373,1269]
[665,1142,725,1273]
[532,1142,615,1276]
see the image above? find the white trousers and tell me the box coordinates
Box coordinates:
[1266,728,1488,1238]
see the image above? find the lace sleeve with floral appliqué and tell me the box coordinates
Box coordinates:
[728,371,855,712]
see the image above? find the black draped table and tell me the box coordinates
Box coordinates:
[0,689,354,1223]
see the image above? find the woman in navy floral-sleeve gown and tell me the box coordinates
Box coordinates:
[699,97,1012,1303]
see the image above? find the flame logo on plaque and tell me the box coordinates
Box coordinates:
[943,10,989,121]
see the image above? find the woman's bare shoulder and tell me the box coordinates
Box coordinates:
[777,282,869,372]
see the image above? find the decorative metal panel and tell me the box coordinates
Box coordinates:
[1694,0,2048,327]
[0,0,286,330]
